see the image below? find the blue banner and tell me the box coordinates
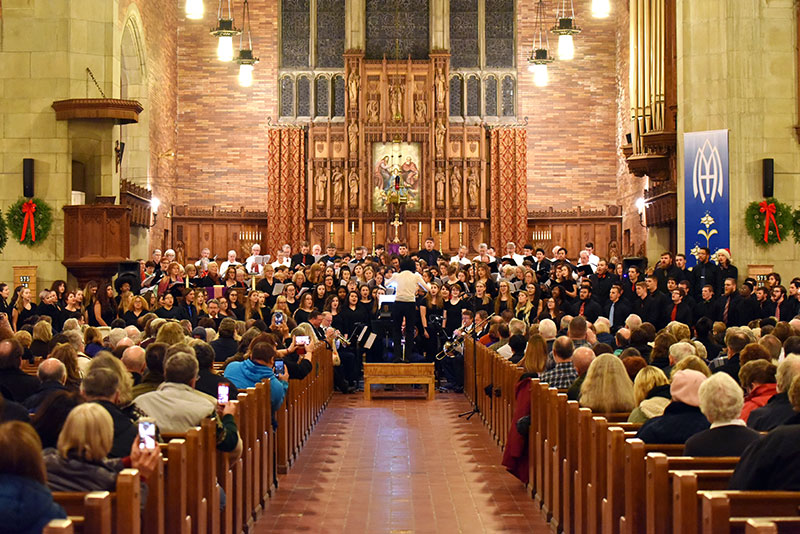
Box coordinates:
[683,130,730,268]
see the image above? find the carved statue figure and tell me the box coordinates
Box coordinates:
[366,98,379,122]
[347,69,360,108]
[450,166,462,208]
[435,119,446,159]
[315,168,327,208]
[434,67,446,109]
[414,98,426,123]
[331,167,344,206]
[390,81,404,121]
[435,168,446,208]
[467,167,479,208]
[348,169,359,207]
[348,120,359,157]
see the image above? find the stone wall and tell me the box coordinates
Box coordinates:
[677,0,800,277]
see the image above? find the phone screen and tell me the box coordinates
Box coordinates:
[296,335,310,345]
[274,311,284,325]
[274,360,285,374]
[217,383,230,404]
[138,420,156,450]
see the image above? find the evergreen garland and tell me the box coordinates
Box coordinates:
[794,208,800,243]
[744,197,793,247]
[6,197,54,247]
[0,207,7,254]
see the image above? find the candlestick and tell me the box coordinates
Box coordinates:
[459,221,463,233]
[185,277,190,289]
[438,221,442,233]
[351,221,355,233]
[371,228,376,256]
[330,221,334,233]
[350,229,356,255]
[372,221,375,232]
[251,274,256,291]
[438,229,443,254]
[418,221,422,232]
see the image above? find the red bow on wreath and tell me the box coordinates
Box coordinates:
[759,200,781,243]
[20,200,36,243]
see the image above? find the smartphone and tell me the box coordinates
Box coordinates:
[274,311,284,325]
[295,335,310,345]
[217,383,230,405]
[138,419,156,450]
[274,360,285,374]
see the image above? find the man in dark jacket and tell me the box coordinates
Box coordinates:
[416,237,441,267]
[653,252,682,294]
[603,285,631,334]
[211,318,239,362]
[0,339,39,403]
[694,285,719,325]
[22,358,69,412]
[191,339,238,401]
[710,330,749,382]
[645,275,670,329]
[589,259,617,303]
[748,355,800,431]
[691,247,721,299]
[717,277,744,326]
[82,368,138,458]
[571,285,602,324]
[668,288,694,326]
[730,374,800,491]
[737,281,761,325]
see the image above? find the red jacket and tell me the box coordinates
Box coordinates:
[501,377,533,484]
[741,383,778,422]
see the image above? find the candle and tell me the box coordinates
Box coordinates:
[351,221,355,232]
[185,277,190,288]
[330,221,334,233]
[251,275,256,291]
[372,221,375,232]
[459,221,463,233]
[438,221,442,233]
[418,221,422,232]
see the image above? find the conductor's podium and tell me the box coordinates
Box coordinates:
[363,363,435,400]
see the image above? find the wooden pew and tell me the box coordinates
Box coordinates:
[44,519,75,534]
[143,445,165,534]
[700,491,800,534]
[51,491,112,534]
[619,439,685,534]
[161,439,192,534]
[52,469,139,534]
[744,518,800,533]
[672,469,737,534]
[643,454,738,534]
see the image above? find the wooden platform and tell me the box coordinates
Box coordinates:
[363,363,435,401]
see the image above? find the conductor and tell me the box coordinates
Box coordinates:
[390,259,431,362]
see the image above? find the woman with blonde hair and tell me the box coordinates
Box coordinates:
[671,355,712,378]
[0,421,67,531]
[515,291,535,326]
[520,334,547,375]
[154,321,187,347]
[579,354,636,413]
[123,295,149,327]
[494,280,516,315]
[271,295,298,331]
[30,321,52,358]
[43,403,159,497]
[11,287,34,331]
[628,366,671,423]
[194,288,208,315]
[49,343,82,391]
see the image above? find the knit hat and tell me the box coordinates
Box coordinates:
[670,369,707,407]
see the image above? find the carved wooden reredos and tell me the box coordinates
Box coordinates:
[307,51,488,252]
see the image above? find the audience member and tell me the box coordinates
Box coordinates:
[636,369,709,444]
[22,359,68,412]
[566,347,595,401]
[684,373,760,456]
[0,339,39,402]
[628,366,671,423]
[578,353,635,413]
[540,337,577,389]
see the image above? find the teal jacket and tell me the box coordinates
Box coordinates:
[224,359,288,411]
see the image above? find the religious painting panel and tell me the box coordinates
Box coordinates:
[371,142,422,212]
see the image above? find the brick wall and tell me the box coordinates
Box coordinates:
[516,0,620,212]
[119,0,178,248]
[174,1,279,208]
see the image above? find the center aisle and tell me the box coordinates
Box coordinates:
[253,392,549,533]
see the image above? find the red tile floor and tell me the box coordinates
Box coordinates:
[253,391,550,533]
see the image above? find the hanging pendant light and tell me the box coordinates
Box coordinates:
[210,0,241,62]
[591,0,611,18]
[528,0,555,87]
[234,0,259,86]
[551,0,581,61]
[185,0,204,20]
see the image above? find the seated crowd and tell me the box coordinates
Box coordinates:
[2,238,800,532]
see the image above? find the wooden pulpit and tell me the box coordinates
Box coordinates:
[62,205,131,285]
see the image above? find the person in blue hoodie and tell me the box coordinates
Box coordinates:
[0,421,67,534]
[224,341,289,417]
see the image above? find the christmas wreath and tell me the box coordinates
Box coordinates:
[744,197,793,247]
[6,197,54,247]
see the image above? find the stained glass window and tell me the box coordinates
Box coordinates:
[281,0,310,67]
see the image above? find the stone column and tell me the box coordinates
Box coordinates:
[345,0,365,51]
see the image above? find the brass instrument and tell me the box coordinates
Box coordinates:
[323,326,350,347]
[435,313,495,360]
